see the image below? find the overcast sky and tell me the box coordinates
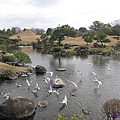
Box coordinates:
[0,0,120,31]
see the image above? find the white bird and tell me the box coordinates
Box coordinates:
[107,66,112,71]
[14,83,22,87]
[59,95,67,105]
[82,109,91,115]
[26,79,31,86]
[77,70,82,75]
[48,85,53,94]
[4,93,10,99]
[53,90,59,96]
[93,77,99,82]
[35,82,40,90]
[43,77,48,84]
[32,89,39,96]
[67,80,78,88]
[46,77,51,82]
[93,72,97,76]
[32,89,37,93]
[46,72,53,77]
[97,81,102,88]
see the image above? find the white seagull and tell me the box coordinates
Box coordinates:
[14,83,22,87]
[35,82,40,90]
[59,95,67,105]
[26,79,31,86]
[4,93,10,100]
[48,85,53,94]
[43,77,48,84]
[107,66,112,71]
[46,72,53,77]
[97,80,102,88]
[93,72,97,76]
[93,77,99,82]
[67,80,78,88]
[53,90,59,96]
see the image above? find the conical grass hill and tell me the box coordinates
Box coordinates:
[10,29,40,44]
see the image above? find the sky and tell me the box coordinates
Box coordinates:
[0,0,120,31]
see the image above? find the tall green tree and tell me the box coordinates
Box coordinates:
[89,21,106,31]
[50,24,77,46]
[94,32,111,46]
[46,28,53,35]
[40,33,49,47]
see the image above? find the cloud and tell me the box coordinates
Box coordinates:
[0,0,120,30]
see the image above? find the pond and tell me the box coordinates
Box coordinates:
[0,46,120,120]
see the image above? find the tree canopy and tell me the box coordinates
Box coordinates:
[94,32,111,46]
[50,24,77,46]
[14,51,32,66]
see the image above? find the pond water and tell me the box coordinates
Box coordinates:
[0,46,120,120]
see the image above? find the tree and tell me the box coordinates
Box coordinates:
[79,27,87,32]
[89,21,106,31]
[46,28,53,35]
[50,24,77,46]
[40,33,49,48]
[102,98,120,120]
[17,35,21,41]
[94,32,111,46]
[82,34,93,45]
[14,51,32,66]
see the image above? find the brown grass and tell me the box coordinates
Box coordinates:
[10,29,40,44]
[0,62,27,73]
[10,29,120,47]
[62,36,119,47]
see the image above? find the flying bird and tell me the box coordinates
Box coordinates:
[26,79,31,86]
[14,83,22,87]
[48,85,53,94]
[97,80,102,88]
[35,82,40,90]
[59,95,67,105]
[93,72,97,76]
[53,90,59,96]
[3,93,10,100]
[67,80,78,88]
[46,72,53,77]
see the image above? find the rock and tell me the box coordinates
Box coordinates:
[35,65,46,74]
[0,96,36,120]
[50,77,65,88]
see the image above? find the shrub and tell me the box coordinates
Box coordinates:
[52,46,62,52]
[14,51,32,66]
[54,113,84,120]
[2,53,16,62]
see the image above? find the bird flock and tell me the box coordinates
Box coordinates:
[0,62,113,117]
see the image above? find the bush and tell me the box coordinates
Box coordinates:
[54,113,84,120]
[93,43,106,48]
[2,53,16,62]
[52,46,62,52]
[14,51,32,66]
[0,44,7,51]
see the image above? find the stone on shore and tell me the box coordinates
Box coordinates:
[35,65,46,74]
[0,96,36,120]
